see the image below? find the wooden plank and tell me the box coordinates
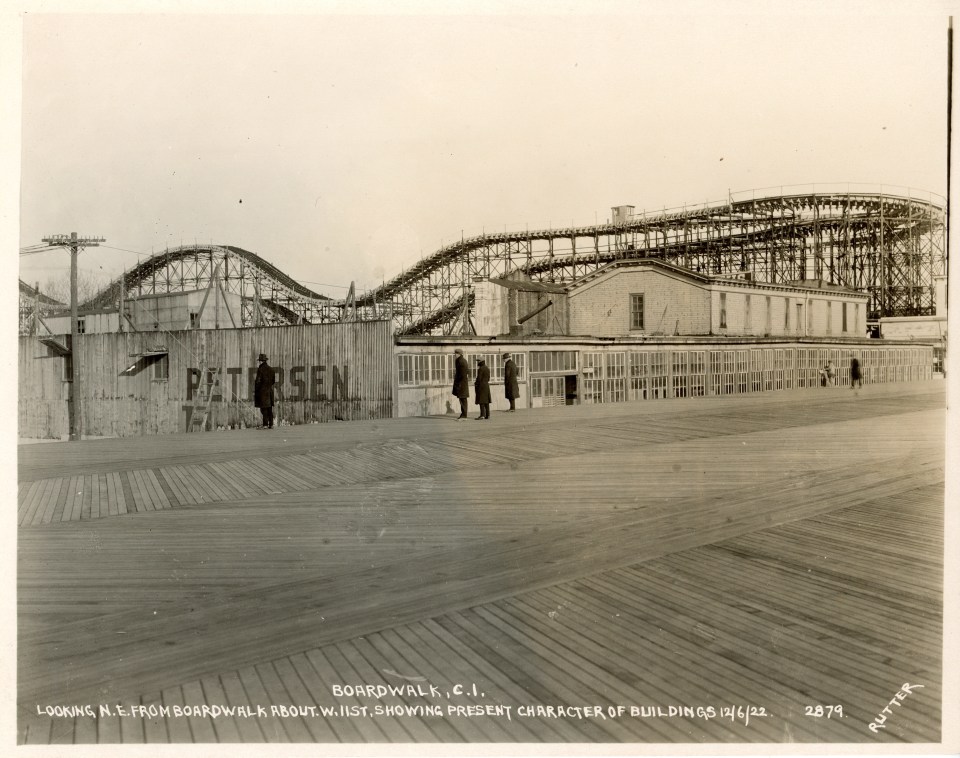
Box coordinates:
[189,464,230,503]
[284,651,364,742]
[22,715,52,745]
[143,469,172,510]
[119,470,136,515]
[166,466,200,505]
[414,618,570,743]
[336,638,440,742]
[160,685,193,742]
[440,609,634,742]
[90,471,101,520]
[218,670,267,743]
[236,665,290,742]
[104,470,119,517]
[372,627,499,742]
[351,633,468,742]
[112,471,129,515]
[119,702,145,744]
[197,676,243,743]
[140,692,169,744]
[96,705,121,743]
[270,657,339,742]
[37,477,63,525]
[50,476,70,524]
[178,464,219,504]
[59,475,78,523]
[18,479,43,525]
[206,461,253,500]
[157,467,187,508]
[253,660,328,742]
[73,714,97,744]
[304,648,390,742]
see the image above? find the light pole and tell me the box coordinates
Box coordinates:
[40,233,105,440]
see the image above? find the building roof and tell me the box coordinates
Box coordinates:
[564,259,867,298]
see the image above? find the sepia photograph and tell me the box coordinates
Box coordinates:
[6,0,957,753]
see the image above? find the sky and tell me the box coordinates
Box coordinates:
[14,3,952,300]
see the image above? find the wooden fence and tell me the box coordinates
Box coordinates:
[18,321,394,439]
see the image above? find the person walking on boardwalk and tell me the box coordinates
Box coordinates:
[452,348,469,420]
[255,353,276,429]
[503,352,519,412]
[474,357,491,420]
[850,354,862,391]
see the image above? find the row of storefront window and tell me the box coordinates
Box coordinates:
[398,347,932,400]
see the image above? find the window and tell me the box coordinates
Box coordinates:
[784,298,790,332]
[807,299,814,333]
[842,302,848,333]
[719,293,727,329]
[628,352,647,399]
[796,303,803,333]
[649,352,669,398]
[398,355,414,386]
[582,352,604,403]
[736,350,748,393]
[750,350,763,392]
[630,294,644,330]
[190,312,200,329]
[689,351,706,396]
[62,354,73,382]
[744,295,751,333]
[671,351,688,398]
[530,351,577,373]
[469,353,524,382]
[153,355,169,381]
[605,352,626,402]
[826,302,832,334]
[76,318,86,334]
[764,296,771,335]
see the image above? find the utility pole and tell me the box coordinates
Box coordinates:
[41,233,105,441]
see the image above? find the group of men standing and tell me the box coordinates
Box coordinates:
[451,348,519,421]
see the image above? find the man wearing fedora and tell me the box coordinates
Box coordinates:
[255,353,276,429]
[503,352,519,412]
[474,356,491,420]
[452,348,469,420]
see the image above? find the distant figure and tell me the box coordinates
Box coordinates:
[503,353,519,412]
[819,360,835,387]
[255,353,276,429]
[474,357,491,420]
[850,354,862,390]
[452,348,469,420]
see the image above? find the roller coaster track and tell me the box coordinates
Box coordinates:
[25,187,942,337]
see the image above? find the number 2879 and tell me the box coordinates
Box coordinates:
[804,705,843,718]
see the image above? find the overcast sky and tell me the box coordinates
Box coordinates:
[15,4,950,299]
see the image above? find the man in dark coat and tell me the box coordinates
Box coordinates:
[474,357,491,420]
[254,353,276,429]
[451,348,469,420]
[850,354,862,390]
[503,352,519,412]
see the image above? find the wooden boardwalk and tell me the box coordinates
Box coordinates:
[17,382,946,744]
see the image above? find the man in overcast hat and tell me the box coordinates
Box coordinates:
[254,353,276,429]
[474,356,491,420]
[451,348,469,420]
[503,352,519,412]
